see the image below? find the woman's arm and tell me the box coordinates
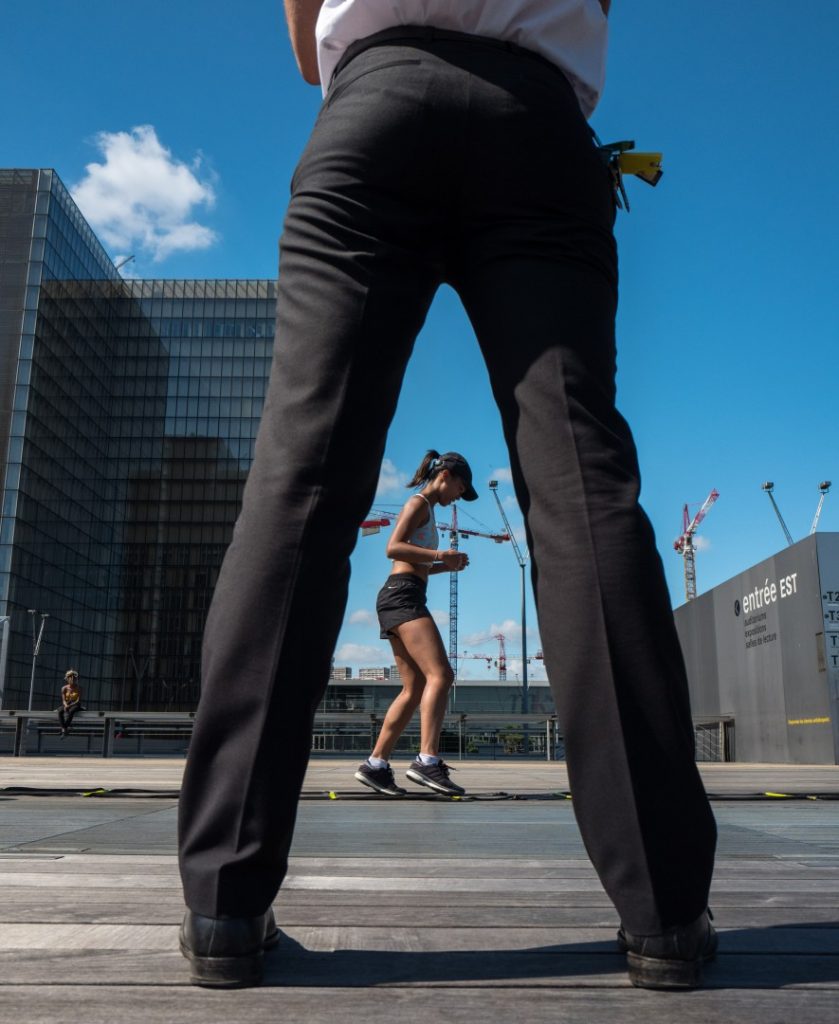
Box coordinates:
[284,0,323,84]
[428,561,464,575]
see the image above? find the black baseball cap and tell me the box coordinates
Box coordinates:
[438,452,478,501]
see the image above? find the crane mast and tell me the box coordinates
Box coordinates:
[489,482,529,711]
[449,505,459,675]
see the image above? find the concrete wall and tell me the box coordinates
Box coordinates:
[675,533,839,764]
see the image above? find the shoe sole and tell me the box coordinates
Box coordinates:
[180,928,280,988]
[405,767,465,797]
[354,770,406,796]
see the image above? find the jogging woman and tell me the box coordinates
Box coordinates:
[355,450,476,797]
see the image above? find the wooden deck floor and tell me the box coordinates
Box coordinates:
[2,758,839,1022]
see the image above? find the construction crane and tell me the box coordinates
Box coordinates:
[359,517,390,537]
[488,480,531,710]
[674,489,719,602]
[494,632,507,680]
[436,505,509,677]
[458,633,507,680]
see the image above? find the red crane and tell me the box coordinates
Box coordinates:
[674,489,719,602]
[460,632,508,681]
[359,517,390,537]
[493,633,507,680]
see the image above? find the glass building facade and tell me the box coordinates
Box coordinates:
[0,168,276,711]
[112,280,274,711]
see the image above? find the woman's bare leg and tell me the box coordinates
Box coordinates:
[392,616,453,757]
[371,637,425,760]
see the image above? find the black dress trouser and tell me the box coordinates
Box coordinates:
[178,28,717,936]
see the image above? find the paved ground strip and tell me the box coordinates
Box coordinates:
[1,758,838,1023]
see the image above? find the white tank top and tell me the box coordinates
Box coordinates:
[316,0,608,118]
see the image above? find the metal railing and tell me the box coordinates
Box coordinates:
[0,710,195,758]
[0,710,563,760]
[1,709,734,762]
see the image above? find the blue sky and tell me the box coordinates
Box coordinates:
[3,2,838,678]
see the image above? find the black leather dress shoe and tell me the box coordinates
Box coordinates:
[180,907,280,988]
[618,909,717,990]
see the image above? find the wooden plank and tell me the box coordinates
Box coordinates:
[6,903,839,931]
[5,851,839,879]
[0,986,836,1024]
[2,893,839,931]
[2,923,838,955]
[7,868,837,896]
[2,947,839,990]
[2,884,838,911]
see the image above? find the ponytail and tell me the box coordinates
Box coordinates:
[406,449,441,488]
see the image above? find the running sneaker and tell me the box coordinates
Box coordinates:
[405,758,465,796]
[354,761,407,796]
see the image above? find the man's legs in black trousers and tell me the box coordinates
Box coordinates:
[458,256,716,934]
[179,35,715,939]
[178,54,446,918]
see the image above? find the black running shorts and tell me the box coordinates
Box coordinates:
[376,573,432,639]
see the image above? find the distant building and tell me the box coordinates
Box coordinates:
[329,666,352,680]
[359,666,391,680]
[389,663,401,681]
[675,532,839,764]
[320,676,555,715]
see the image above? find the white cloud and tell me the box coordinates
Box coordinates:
[463,619,523,646]
[491,467,514,484]
[348,609,376,626]
[430,608,449,628]
[71,125,217,263]
[334,642,390,665]
[506,658,547,680]
[692,535,712,552]
[376,458,408,497]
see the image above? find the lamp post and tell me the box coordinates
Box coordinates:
[0,615,10,710]
[27,609,49,711]
[488,481,529,715]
